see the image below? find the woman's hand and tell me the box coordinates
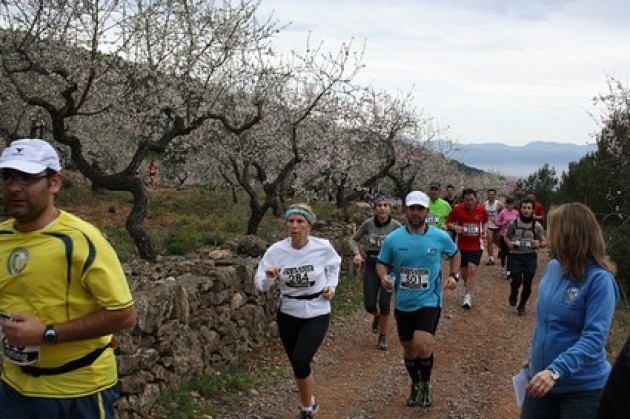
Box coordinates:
[264,266,281,279]
[526,369,557,398]
[352,254,364,269]
[321,286,335,300]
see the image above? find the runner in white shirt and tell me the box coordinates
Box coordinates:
[483,188,503,265]
[254,203,341,419]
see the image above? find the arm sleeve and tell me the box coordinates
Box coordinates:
[495,210,505,226]
[324,244,342,289]
[445,208,457,224]
[254,249,277,292]
[506,221,516,239]
[349,221,368,254]
[83,232,133,310]
[548,271,620,377]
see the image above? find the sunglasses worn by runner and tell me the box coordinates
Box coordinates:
[0,171,50,186]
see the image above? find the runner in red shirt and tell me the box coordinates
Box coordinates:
[445,188,488,309]
[526,190,545,223]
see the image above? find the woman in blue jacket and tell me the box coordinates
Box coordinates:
[521,203,620,419]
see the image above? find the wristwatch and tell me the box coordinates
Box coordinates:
[547,368,560,381]
[43,324,58,344]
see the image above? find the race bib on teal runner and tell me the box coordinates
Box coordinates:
[400,267,430,290]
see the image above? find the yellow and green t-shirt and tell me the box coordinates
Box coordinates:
[0,210,133,398]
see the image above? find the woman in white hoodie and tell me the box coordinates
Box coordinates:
[254,203,341,419]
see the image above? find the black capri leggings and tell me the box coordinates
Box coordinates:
[364,255,392,316]
[277,310,329,379]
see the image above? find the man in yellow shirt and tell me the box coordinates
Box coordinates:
[0,139,136,418]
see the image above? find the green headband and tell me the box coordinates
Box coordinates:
[285,207,316,224]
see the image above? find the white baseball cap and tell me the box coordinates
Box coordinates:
[0,139,62,174]
[405,191,430,208]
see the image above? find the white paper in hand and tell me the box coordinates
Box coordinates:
[512,370,528,407]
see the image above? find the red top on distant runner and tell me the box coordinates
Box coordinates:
[446,203,488,251]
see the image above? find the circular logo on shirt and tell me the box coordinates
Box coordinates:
[7,247,29,275]
[565,286,579,303]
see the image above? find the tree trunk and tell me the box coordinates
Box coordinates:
[125,183,156,261]
[247,205,265,235]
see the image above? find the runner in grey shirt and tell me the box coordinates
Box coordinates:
[350,195,401,350]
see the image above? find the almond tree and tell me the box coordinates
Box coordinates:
[296,88,412,215]
[364,91,446,204]
[0,0,280,259]
[206,39,364,234]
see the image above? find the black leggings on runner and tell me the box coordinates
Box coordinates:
[510,271,535,307]
[364,255,392,316]
[277,310,329,379]
[508,253,537,307]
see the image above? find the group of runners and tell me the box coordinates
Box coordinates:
[253,182,623,418]
[349,183,549,410]
[353,183,547,329]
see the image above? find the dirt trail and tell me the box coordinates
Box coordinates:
[232,251,547,419]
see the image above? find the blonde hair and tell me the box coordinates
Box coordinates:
[547,202,615,281]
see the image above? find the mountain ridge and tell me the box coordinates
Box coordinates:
[449,141,597,177]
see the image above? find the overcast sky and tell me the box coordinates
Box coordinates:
[257,0,630,146]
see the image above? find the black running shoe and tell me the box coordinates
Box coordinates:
[407,383,421,407]
[420,381,433,407]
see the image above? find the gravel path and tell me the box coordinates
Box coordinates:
[218,252,546,419]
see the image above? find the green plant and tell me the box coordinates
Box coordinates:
[163,225,201,255]
[201,233,226,247]
[154,363,254,418]
[331,272,364,318]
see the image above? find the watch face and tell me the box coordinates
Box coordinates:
[44,327,57,343]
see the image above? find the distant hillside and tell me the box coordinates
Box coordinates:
[448,141,597,177]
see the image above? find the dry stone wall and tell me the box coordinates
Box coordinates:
[116,223,355,417]
[0,222,357,418]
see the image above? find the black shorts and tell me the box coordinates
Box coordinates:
[488,227,500,232]
[460,250,482,267]
[395,307,441,342]
[507,252,537,275]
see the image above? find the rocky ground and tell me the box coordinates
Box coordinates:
[216,252,551,419]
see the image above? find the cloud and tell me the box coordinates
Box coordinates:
[258,0,630,145]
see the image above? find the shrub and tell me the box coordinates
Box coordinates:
[164,226,201,255]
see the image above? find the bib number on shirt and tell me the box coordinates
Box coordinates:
[0,333,40,365]
[400,267,430,290]
[426,214,439,225]
[514,238,532,249]
[462,223,480,236]
[281,265,316,288]
[368,234,386,247]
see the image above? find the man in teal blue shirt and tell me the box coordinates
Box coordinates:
[376,191,460,409]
